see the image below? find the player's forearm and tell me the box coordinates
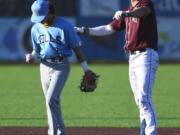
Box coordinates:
[75,25,115,36]
[88,25,115,36]
[130,7,151,18]
[31,49,40,60]
[73,47,90,72]
[113,7,152,20]
[73,47,86,63]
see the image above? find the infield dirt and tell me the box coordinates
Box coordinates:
[0,127,179,135]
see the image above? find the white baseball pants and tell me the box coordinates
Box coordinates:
[129,48,159,135]
[40,58,70,135]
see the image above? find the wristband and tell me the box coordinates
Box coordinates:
[81,26,86,34]
[29,54,34,59]
[125,11,131,17]
[31,50,41,62]
[82,27,89,35]
[81,61,89,72]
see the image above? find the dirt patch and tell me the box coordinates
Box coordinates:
[0,127,179,135]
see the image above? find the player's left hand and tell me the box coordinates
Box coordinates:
[80,70,99,92]
[113,10,130,20]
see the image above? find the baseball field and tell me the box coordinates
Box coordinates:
[0,63,180,135]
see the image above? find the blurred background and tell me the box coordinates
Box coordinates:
[0,0,180,62]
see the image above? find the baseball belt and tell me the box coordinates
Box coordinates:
[41,56,64,63]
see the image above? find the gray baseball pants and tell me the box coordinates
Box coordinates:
[40,58,70,135]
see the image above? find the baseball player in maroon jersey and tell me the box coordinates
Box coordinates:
[75,0,158,135]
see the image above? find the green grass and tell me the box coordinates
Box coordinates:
[0,64,179,127]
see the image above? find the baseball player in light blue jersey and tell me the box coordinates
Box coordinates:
[26,0,94,135]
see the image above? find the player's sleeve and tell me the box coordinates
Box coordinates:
[89,25,115,36]
[140,0,154,15]
[31,26,40,54]
[110,19,126,31]
[140,0,151,7]
[65,23,82,49]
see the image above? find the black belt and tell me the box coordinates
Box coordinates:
[41,56,64,63]
[130,48,146,55]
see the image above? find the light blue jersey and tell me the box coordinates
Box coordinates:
[31,17,82,59]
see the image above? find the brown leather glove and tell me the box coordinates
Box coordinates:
[80,70,99,92]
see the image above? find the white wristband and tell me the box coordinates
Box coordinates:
[81,61,89,72]
[29,54,34,59]
[31,50,41,62]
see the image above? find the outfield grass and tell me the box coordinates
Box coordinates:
[0,64,179,127]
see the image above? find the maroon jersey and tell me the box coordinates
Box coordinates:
[110,0,158,53]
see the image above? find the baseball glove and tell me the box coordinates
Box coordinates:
[80,70,99,92]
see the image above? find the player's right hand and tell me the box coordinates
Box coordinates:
[113,10,131,20]
[74,26,85,34]
[113,11,124,20]
[25,54,34,63]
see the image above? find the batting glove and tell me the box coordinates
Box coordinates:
[113,10,131,20]
[74,26,85,34]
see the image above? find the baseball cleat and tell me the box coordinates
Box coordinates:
[140,119,146,135]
